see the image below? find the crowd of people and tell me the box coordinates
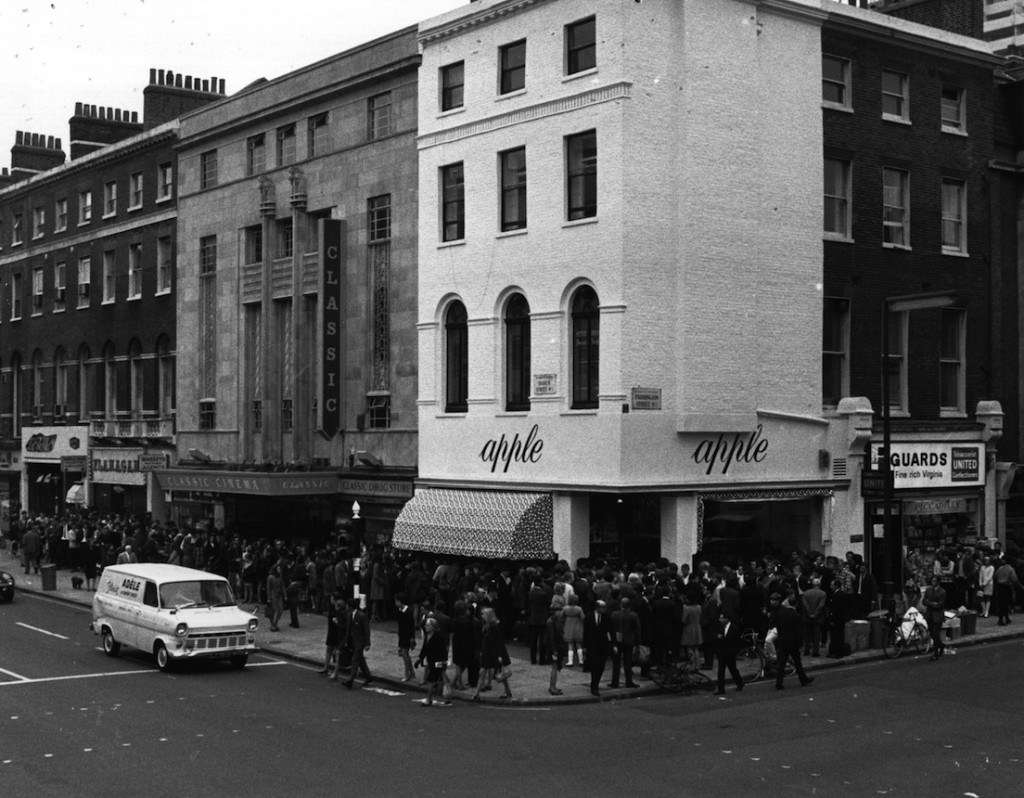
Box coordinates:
[4,507,1024,695]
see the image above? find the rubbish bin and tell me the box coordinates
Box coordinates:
[40,563,57,591]
[869,617,887,649]
[960,610,978,636]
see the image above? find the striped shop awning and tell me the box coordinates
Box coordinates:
[392,488,555,561]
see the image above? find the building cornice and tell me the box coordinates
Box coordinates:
[418,81,632,150]
[418,0,556,46]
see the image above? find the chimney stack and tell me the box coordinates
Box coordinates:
[68,102,143,160]
[143,67,226,129]
[8,130,66,180]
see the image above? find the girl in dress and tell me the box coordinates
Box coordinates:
[560,593,585,667]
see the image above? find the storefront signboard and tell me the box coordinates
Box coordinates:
[61,456,88,472]
[22,426,89,463]
[339,478,413,500]
[155,469,341,497]
[91,448,148,485]
[870,442,984,489]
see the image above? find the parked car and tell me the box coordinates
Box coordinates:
[0,569,15,602]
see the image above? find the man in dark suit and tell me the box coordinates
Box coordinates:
[922,575,947,660]
[772,592,814,690]
[342,598,373,688]
[583,599,615,696]
[21,525,41,575]
[714,614,745,695]
[609,597,641,688]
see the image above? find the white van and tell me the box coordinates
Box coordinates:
[91,563,258,671]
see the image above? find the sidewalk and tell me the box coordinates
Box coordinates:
[5,548,1023,705]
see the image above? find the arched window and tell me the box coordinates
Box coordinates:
[505,293,530,411]
[128,339,143,415]
[10,352,22,436]
[54,347,67,412]
[571,286,599,409]
[103,342,117,416]
[31,350,44,416]
[445,301,468,413]
[77,344,92,418]
[157,335,174,417]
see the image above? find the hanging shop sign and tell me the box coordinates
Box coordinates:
[870,442,984,489]
[318,218,345,440]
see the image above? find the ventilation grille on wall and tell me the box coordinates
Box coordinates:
[832,458,848,479]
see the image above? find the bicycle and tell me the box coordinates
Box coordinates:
[881,609,932,658]
[648,651,715,694]
[736,628,797,684]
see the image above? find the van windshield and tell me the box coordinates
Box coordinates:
[159,580,236,609]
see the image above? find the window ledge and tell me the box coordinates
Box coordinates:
[156,195,173,204]
[155,288,172,297]
[438,106,465,119]
[497,228,527,239]
[438,238,466,249]
[52,307,65,314]
[102,212,117,220]
[563,67,598,84]
[32,234,44,241]
[127,295,141,302]
[496,411,531,418]
[824,233,854,244]
[563,216,598,230]
[822,102,853,114]
[101,299,115,306]
[882,114,911,125]
[55,226,67,234]
[561,408,598,417]
[942,249,969,258]
[883,243,912,251]
[941,126,967,137]
[78,221,91,228]
[497,88,527,101]
[940,410,968,420]
[127,204,143,213]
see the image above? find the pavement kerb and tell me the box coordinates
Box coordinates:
[6,554,1024,706]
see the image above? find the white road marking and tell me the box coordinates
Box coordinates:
[0,669,157,687]
[0,666,30,681]
[15,622,69,640]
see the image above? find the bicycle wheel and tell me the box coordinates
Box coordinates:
[682,670,715,694]
[736,646,764,683]
[881,621,898,658]
[908,626,931,655]
[649,662,686,692]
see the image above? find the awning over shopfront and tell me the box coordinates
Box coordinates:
[65,484,85,504]
[393,488,554,560]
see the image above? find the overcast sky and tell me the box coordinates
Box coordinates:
[0,0,466,172]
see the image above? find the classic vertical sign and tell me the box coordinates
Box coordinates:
[318,219,345,439]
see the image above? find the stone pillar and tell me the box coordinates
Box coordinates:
[258,176,280,462]
[976,400,1004,542]
[289,168,308,464]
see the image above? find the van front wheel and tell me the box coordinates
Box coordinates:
[229,654,248,669]
[154,642,173,672]
[102,629,120,657]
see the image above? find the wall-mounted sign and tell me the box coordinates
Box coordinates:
[631,387,661,410]
[61,456,88,472]
[339,478,413,500]
[318,218,345,440]
[533,374,557,396]
[870,442,983,489]
[156,469,340,496]
[691,425,770,476]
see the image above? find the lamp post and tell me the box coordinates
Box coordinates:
[879,291,956,605]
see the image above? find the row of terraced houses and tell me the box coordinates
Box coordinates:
[2,0,1024,591]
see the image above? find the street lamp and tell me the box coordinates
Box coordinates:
[879,291,956,606]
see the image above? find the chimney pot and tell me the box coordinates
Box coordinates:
[149,67,156,84]
[74,101,82,115]
[55,137,62,150]
[175,73,183,88]
[91,104,98,117]
[158,68,165,85]
[219,78,225,94]
[185,75,193,90]
[131,111,138,124]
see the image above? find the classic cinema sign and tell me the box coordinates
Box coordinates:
[319,219,345,439]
